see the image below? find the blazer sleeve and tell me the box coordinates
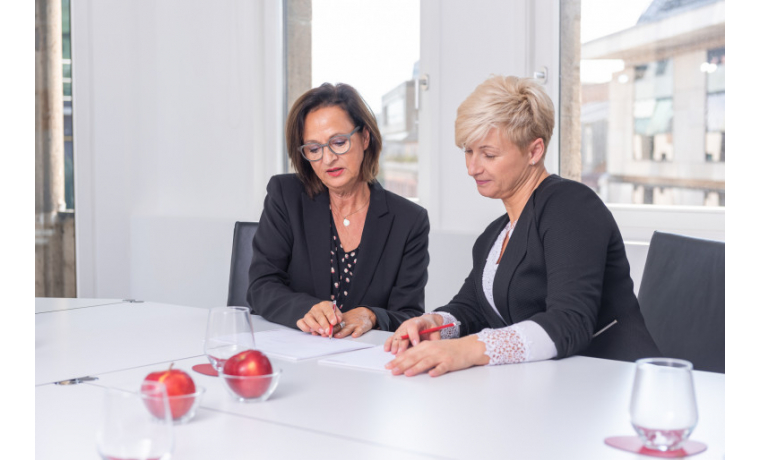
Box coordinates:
[368,207,429,331]
[247,177,322,327]
[434,248,490,337]
[528,185,612,358]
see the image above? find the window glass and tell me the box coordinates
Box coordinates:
[62,0,74,210]
[705,47,725,163]
[62,0,71,59]
[579,0,725,206]
[311,0,420,199]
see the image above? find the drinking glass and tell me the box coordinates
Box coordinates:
[96,381,174,460]
[203,306,256,372]
[630,358,698,452]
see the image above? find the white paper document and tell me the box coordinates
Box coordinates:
[318,345,394,373]
[254,329,374,361]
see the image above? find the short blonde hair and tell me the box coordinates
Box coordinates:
[455,75,555,153]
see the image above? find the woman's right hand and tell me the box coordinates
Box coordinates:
[296,301,342,337]
[384,314,444,355]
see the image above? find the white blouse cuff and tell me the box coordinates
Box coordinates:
[424,312,460,339]
[476,320,558,365]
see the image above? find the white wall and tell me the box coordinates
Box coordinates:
[72,0,284,307]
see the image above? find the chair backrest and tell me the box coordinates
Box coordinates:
[637,231,725,373]
[227,221,259,308]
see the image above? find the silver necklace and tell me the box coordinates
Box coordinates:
[331,198,370,227]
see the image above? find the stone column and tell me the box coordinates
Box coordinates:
[284,0,312,172]
[36,0,70,296]
[285,0,312,112]
[559,0,581,181]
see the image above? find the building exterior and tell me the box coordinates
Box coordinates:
[581,0,725,206]
[378,79,419,198]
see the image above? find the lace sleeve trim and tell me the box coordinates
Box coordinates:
[425,312,460,339]
[476,321,558,365]
[476,323,529,365]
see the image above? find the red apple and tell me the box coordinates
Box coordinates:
[142,363,196,420]
[222,349,273,398]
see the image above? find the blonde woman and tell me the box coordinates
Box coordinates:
[385,75,659,376]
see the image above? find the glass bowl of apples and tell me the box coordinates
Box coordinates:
[141,364,206,424]
[220,349,281,402]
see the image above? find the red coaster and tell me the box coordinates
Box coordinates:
[605,436,707,458]
[192,363,218,377]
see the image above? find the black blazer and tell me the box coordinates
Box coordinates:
[436,175,660,362]
[247,174,429,331]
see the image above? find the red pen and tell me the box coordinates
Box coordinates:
[400,322,458,340]
[328,302,338,339]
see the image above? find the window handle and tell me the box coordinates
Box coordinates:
[533,66,548,85]
[415,73,430,110]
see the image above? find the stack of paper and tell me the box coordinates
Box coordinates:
[254,329,374,361]
[318,345,394,373]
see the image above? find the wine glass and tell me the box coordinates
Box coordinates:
[203,306,256,372]
[96,381,174,460]
[630,358,698,452]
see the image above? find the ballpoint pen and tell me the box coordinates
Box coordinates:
[328,302,338,339]
[400,322,459,340]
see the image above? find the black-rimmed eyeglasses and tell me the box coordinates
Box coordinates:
[300,126,361,162]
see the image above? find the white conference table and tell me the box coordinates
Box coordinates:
[34,297,125,314]
[35,300,286,386]
[35,298,725,459]
[36,383,426,460]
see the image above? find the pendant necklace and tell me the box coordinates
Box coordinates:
[331,197,370,227]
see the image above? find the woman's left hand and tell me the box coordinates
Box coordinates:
[384,335,489,377]
[331,307,377,339]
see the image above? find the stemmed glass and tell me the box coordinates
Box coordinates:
[96,381,174,460]
[203,306,256,373]
[630,358,698,452]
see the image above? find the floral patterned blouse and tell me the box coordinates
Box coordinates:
[329,214,359,311]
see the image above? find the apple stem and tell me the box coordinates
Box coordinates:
[168,362,174,371]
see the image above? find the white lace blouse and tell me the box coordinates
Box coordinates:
[428,221,558,365]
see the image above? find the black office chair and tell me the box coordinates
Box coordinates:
[637,231,725,373]
[227,221,259,308]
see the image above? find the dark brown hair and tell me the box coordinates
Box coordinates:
[285,83,382,197]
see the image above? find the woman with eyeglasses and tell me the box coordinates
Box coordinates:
[248,83,429,338]
[383,75,660,376]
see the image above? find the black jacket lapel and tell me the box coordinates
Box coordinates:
[344,182,392,308]
[475,216,510,328]
[493,205,532,326]
[302,190,332,301]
